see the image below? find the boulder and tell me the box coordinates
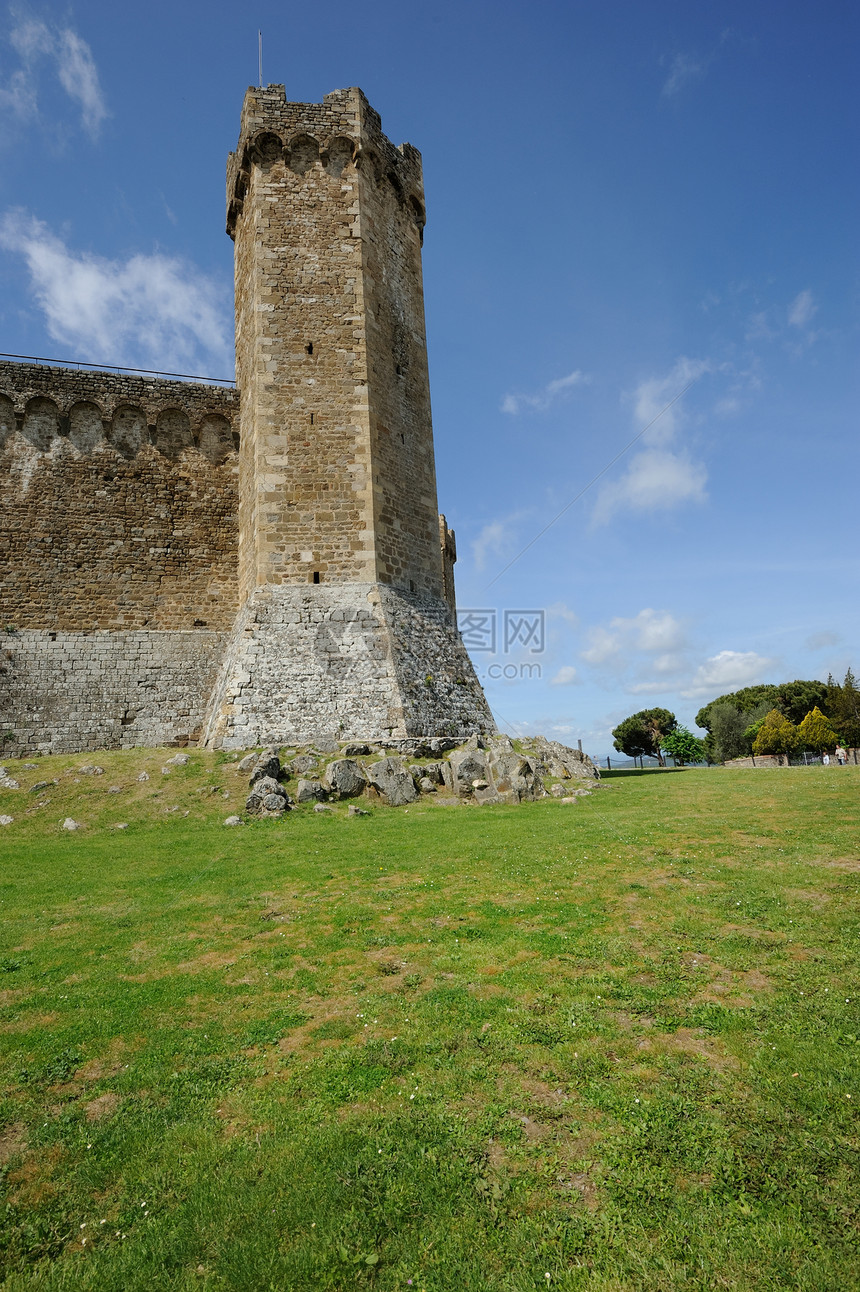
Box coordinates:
[518,736,598,782]
[295,778,325,803]
[245,791,263,813]
[0,816,12,826]
[421,761,446,785]
[448,748,491,796]
[0,778,20,789]
[311,737,340,755]
[249,750,283,785]
[487,750,540,802]
[261,793,289,813]
[323,759,368,799]
[29,781,51,793]
[418,777,437,794]
[62,818,80,831]
[287,753,318,777]
[165,753,189,766]
[341,742,373,757]
[313,802,333,813]
[236,753,258,773]
[137,771,149,783]
[367,757,419,806]
[223,815,244,827]
[252,776,282,798]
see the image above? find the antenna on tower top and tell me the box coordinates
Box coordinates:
[258,30,263,88]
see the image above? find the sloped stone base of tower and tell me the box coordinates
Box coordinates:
[201,584,495,750]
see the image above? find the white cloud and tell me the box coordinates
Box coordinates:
[550,665,578,686]
[681,650,776,699]
[592,356,710,526]
[501,369,588,415]
[661,52,705,97]
[788,289,816,329]
[592,447,707,526]
[0,210,232,374]
[582,609,687,666]
[2,12,107,138]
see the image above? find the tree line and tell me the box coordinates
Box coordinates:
[611,669,859,765]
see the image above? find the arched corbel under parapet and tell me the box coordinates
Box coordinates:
[286,133,321,176]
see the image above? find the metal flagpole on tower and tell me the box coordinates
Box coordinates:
[258,31,262,88]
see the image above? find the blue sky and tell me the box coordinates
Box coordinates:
[0,1,857,757]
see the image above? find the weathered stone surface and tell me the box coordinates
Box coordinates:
[223,815,243,826]
[348,805,370,817]
[249,752,282,785]
[341,743,373,757]
[0,778,20,789]
[29,781,50,793]
[62,818,80,830]
[367,757,419,806]
[519,737,598,783]
[251,776,281,798]
[261,793,288,812]
[418,776,437,794]
[313,802,333,813]
[487,750,540,802]
[236,753,257,772]
[287,754,318,777]
[165,752,190,766]
[295,778,325,803]
[323,759,368,799]
[245,791,263,812]
[137,771,149,783]
[0,815,12,825]
[448,748,491,796]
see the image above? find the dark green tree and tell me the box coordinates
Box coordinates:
[660,726,707,765]
[695,679,829,734]
[704,700,770,763]
[612,708,677,766]
[825,668,860,747]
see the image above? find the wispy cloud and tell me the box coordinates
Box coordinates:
[1,10,107,138]
[788,289,817,329]
[661,52,705,97]
[501,369,589,416]
[591,356,710,526]
[550,665,578,686]
[805,630,840,652]
[680,650,776,699]
[470,511,531,573]
[0,210,232,374]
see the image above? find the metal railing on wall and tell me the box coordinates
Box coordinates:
[0,352,236,387]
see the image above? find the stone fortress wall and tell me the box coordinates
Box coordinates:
[0,86,494,755]
[0,362,240,751]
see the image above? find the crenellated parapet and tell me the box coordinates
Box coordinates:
[0,361,238,464]
[226,85,425,241]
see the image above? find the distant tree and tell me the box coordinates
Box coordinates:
[661,726,707,765]
[696,679,829,734]
[796,706,840,754]
[825,668,860,747]
[705,700,771,763]
[752,709,800,759]
[612,708,677,766]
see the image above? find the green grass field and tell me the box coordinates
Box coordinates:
[0,751,858,1290]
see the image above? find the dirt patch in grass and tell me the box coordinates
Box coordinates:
[1,1010,60,1032]
[0,1121,27,1163]
[85,1092,120,1121]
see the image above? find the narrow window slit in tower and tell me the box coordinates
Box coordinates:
[309,413,314,425]
[305,342,314,355]
[312,571,320,584]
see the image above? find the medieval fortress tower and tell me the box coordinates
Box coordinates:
[0,86,494,753]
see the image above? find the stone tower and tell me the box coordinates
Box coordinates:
[202,85,493,748]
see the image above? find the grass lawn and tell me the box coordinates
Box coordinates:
[0,752,858,1290]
